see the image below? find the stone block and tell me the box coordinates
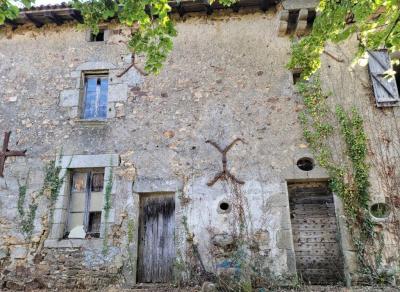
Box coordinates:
[54,194,69,210]
[70,70,81,78]
[298,8,309,21]
[276,229,293,249]
[102,208,115,223]
[68,106,80,119]
[133,177,183,193]
[267,193,289,207]
[286,249,297,274]
[282,0,319,10]
[342,250,358,273]
[115,102,125,118]
[52,208,67,224]
[76,61,116,71]
[47,223,65,239]
[278,21,288,37]
[295,20,308,36]
[279,10,289,21]
[108,83,128,102]
[10,245,28,259]
[59,89,79,107]
[58,154,120,169]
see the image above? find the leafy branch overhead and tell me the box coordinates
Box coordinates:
[72,0,238,74]
[1,1,398,74]
[288,0,400,78]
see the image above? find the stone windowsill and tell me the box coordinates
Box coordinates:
[44,238,103,248]
[75,119,108,126]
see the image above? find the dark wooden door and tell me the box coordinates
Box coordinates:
[288,182,343,284]
[137,193,175,283]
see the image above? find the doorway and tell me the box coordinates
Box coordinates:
[137,192,175,283]
[288,182,343,284]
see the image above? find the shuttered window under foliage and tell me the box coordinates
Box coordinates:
[368,50,400,107]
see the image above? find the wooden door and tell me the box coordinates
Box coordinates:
[288,182,343,284]
[137,193,175,283]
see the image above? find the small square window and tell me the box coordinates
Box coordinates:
[90,30,104,42]
[82,73,109,120]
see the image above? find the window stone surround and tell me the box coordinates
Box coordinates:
[45,153,119,248]
[59,60,142,121]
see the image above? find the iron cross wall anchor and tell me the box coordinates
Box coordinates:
[0,131,27,177]
[206,138,245,186]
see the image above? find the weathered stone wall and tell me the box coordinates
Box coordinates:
[0,7,399,290]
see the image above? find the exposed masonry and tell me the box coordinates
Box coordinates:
[0,2,399,290]
[277,0,319,37]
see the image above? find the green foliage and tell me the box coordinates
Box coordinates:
[21,203,38,237]
[40,159,64,205]
[16,158,64,240]
[0,0,34,25]
[102,167,113,254]
[288,1,400,78]
[16,180,37,238]
[73,0,177,74]
[298,77,391,282]
[17,184,27,218]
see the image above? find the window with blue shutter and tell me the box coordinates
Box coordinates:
[83,74,108,119]
[368,50,400,107]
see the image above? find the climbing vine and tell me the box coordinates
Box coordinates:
[16,157,64,240]
[102,167,113,254]
[298,76,390,283]
[17,179,38,239]
[288,1,400,78]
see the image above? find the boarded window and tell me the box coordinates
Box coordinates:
[368,50,400,107]
[67,169,105,238]
[83,74,108,119]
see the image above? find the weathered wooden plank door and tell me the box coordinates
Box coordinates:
[137,193,175,283]
[288,182,343,284]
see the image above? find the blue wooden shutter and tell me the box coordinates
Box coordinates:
[368,50,400,107]
[98,77,108,118]
[84,78,97,119]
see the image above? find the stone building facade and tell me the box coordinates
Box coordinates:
[0,0,399,290]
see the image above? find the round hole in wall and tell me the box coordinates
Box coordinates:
[370,203,390,219]
[220,202,230,211]
[296,157,314,171]
[218,200,231,214]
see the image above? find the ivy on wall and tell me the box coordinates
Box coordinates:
[298,76,391,283]
[102,167,113,255]
[16,158,64,240]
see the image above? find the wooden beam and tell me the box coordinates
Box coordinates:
[232,3,240,13]
[177,2,186,17]
[4,19,18,29]
[44,12,63,25]
[68,10,84,23]
[24,13,44,27]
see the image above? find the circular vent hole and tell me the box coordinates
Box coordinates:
[370,203,390,219]
[220,202,230,211]
[297,157,314,171]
